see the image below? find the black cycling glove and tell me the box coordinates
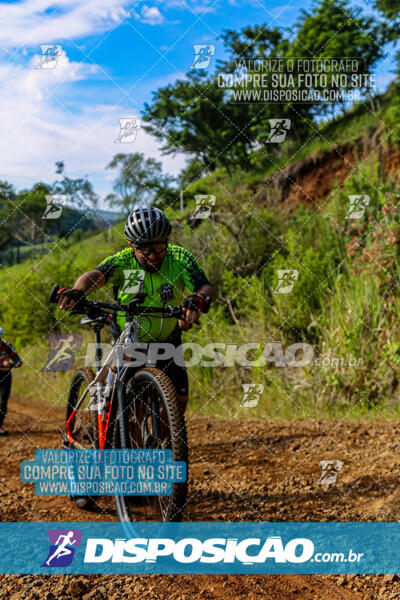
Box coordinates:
[58,287,86,308]
[183,294,211,314]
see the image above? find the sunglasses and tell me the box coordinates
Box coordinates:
[134,242,168,257]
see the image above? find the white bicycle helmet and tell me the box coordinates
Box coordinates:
[125,207,171,245]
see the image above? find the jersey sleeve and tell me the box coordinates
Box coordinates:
[4,342,22,368]
[95,254,123,286]
[173,246,210,293]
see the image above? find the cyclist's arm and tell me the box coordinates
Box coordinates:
[1,342,22,369]
[74,270,106,295]
[196,283,216,303]
[10,351,22,369]
[58,270,105,310]
[175,247,216,324]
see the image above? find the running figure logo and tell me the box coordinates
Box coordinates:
[36,45,62,69]
[42,195,67,219]
[274,269,299,294]
[121,269,145,294]
[266,119,291,143]
[318,460,343,485]
[42,529,82,567]
[115,118,141,143]
[239,383,264,408]
[345,195,370,219]
[41,334,82,372]
[191,44,215,69]
[192,195,216,219]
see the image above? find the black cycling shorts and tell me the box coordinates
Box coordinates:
[150,325,188,397]
[154,347,189,397]
[111,323,188,398]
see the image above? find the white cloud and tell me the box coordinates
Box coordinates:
[0,53,186,202]
[0,0,133,47]
[0,0,180,48]
[191,4,216,14]
[141,5,165,24]
[0,0,196,204]
[154,0,216,12]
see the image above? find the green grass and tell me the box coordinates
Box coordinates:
[3,89,400,419]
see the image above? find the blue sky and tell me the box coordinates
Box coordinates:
[0,0,396,208]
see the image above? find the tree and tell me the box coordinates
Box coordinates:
[374,0,400,40]
[142,71,260,175]
[142,25,317,177]
[217,25,314,151]
[13,183,53,244]
[0,181,17,249]
[0,176,100,249]
[373,0,400,141]
[288,0,385,115]
[217,25,285,71]
[178,158,209,189]
[52,161,98,211]
[105,153,176,213]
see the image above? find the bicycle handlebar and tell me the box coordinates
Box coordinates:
[49,284,184,320]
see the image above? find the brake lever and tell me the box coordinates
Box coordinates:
[49,284,60,304]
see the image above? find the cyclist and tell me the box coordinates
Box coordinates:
[0,326,23,436]
[57,206,216,413]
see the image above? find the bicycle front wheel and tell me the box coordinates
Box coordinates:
[113,366,188,522]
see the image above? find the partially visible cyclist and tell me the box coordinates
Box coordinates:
[0,326,23,436]
[57,206,216,412]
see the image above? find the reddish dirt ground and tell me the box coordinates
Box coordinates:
[256,140,400,212]
[0,397,400,599]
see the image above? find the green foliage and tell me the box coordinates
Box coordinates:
[178,158,210,189]
[4,162,400,418]
[218,24,313,148]
[269,210,345,339]
[0,170,104,256]
[374,0,400,41]
[52,162,98,210]
[0,225,126,347]
[383,81,400,144]
[288,0,384,116]
[142,71,257,174]
[105,153,176,213]
[0,181,17,248]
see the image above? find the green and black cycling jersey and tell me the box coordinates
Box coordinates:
[95,244,210,342]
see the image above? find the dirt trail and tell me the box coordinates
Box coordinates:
[0,397,400,599]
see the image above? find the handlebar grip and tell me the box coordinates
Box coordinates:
[49,284,60,304]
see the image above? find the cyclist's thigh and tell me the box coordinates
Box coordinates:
[156,346,189,398]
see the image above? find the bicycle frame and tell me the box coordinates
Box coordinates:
[66,317,142,450]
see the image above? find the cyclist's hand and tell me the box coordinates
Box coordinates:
[0,360,11,371]
[182,295,203,324]
[178,319,193,331]
[181,307,201,324]
[57,288,85,311]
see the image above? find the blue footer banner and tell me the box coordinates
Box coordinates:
[0,522,398,574]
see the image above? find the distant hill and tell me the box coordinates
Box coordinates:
[88,208,124,225]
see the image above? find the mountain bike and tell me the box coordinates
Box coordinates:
[49,285,188,523]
